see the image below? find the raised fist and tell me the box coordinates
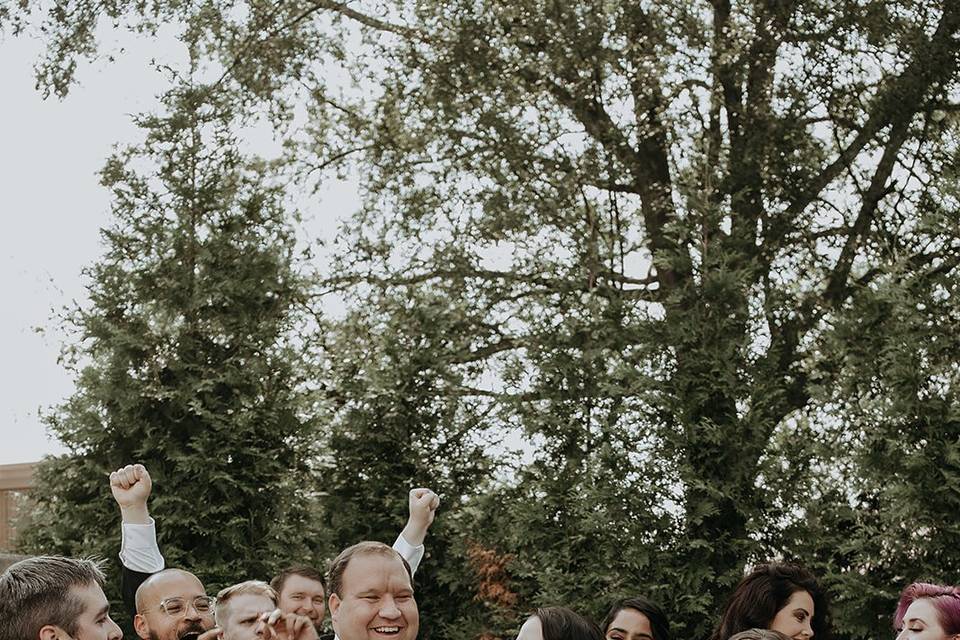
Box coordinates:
[408,488,440,530]
[110,464,152,510]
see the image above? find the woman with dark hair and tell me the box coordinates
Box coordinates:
[601,596,671,640]
[516,606,605,640]
[710,563,831,640]
[893,582,960,640]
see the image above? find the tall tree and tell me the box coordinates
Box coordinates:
[304,2,960,636]
[7,1,960,638]
[17,79,321,628]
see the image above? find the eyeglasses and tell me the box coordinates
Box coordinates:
[158,595,216,616]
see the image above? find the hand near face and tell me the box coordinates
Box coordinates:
[198,628,224,640]
[255,610,319,640]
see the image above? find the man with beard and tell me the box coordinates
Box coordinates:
[327,542,419,640]
[133,569,218,640]
[111,465,218,640]
[0,555,123,640]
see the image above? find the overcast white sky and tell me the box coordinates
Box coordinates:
[0,28,355,465]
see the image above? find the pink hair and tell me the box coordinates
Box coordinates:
[893,583,960,635]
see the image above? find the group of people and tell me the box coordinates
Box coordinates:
[1,464,958,640]
[0,464,437,640]
[516,566,960,640]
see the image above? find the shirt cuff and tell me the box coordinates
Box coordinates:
[119,518,165,574]
[392,533,425,576]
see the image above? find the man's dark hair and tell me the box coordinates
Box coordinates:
[271,565,327,593]
[535,607,604,640]
[327,541,412,597]
[710,562,832,640]
[0,555,106,640]
[601,595,672,640]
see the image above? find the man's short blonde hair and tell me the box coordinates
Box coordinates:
[215,580,278,625]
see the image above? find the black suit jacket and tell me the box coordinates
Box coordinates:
[121,565,154,613]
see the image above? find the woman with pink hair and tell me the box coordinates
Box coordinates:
[894,583,960,640]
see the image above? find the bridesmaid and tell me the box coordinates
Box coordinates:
[601,596,671,640]
[710,563,831,640]
[894,583,960,640]
[517,606,604,640]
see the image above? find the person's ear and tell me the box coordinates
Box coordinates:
[39,625,69,640]
[134,614,151,640]
[329,593,342,621]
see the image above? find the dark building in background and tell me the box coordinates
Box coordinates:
[0,462,35,557]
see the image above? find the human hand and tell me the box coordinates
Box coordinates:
[198,627,223,640]
[110,464,152,524]
[402,488,440,546]
[255,610,318,640]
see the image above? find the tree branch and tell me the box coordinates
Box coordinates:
[787,2,960,218]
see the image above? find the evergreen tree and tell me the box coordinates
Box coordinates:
[17,80,321,629]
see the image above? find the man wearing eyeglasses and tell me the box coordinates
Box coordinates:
[133,569,217,640]
[111,466,218,640]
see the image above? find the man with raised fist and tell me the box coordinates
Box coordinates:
[271,487,440,634]
[110,464,218,640]
[327,542,419,640]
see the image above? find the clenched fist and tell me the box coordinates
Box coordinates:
[400,488,440,547]
[110,463,152,524]
[408,488,440,531]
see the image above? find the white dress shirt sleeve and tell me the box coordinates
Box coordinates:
[119,518,166,573]
[392,533,425,575]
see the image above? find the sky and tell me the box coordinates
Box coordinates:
[0,26,354,465]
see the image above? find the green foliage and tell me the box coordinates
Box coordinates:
[8,1,960,639]
[17,82,322,630]
[317,288,496,639]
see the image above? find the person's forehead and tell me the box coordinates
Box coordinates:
[229,593,276,618]
[282,574,325,595]
[72,581,109,615]
[785,590,815,608]
[906,598,938,622]
[342,553,411,592]
[144,571,206,605]
[612,608,652,632]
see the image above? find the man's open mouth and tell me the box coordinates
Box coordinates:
[180,632,201,640]
[371,626,401,635]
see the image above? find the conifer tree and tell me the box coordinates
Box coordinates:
[18,81,321,628]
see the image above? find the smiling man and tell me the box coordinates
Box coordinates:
[328,542,419,640]
[0,555,123,640]
[111,463,439,639]
[272,567,327,631]
[134,569,217,640]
